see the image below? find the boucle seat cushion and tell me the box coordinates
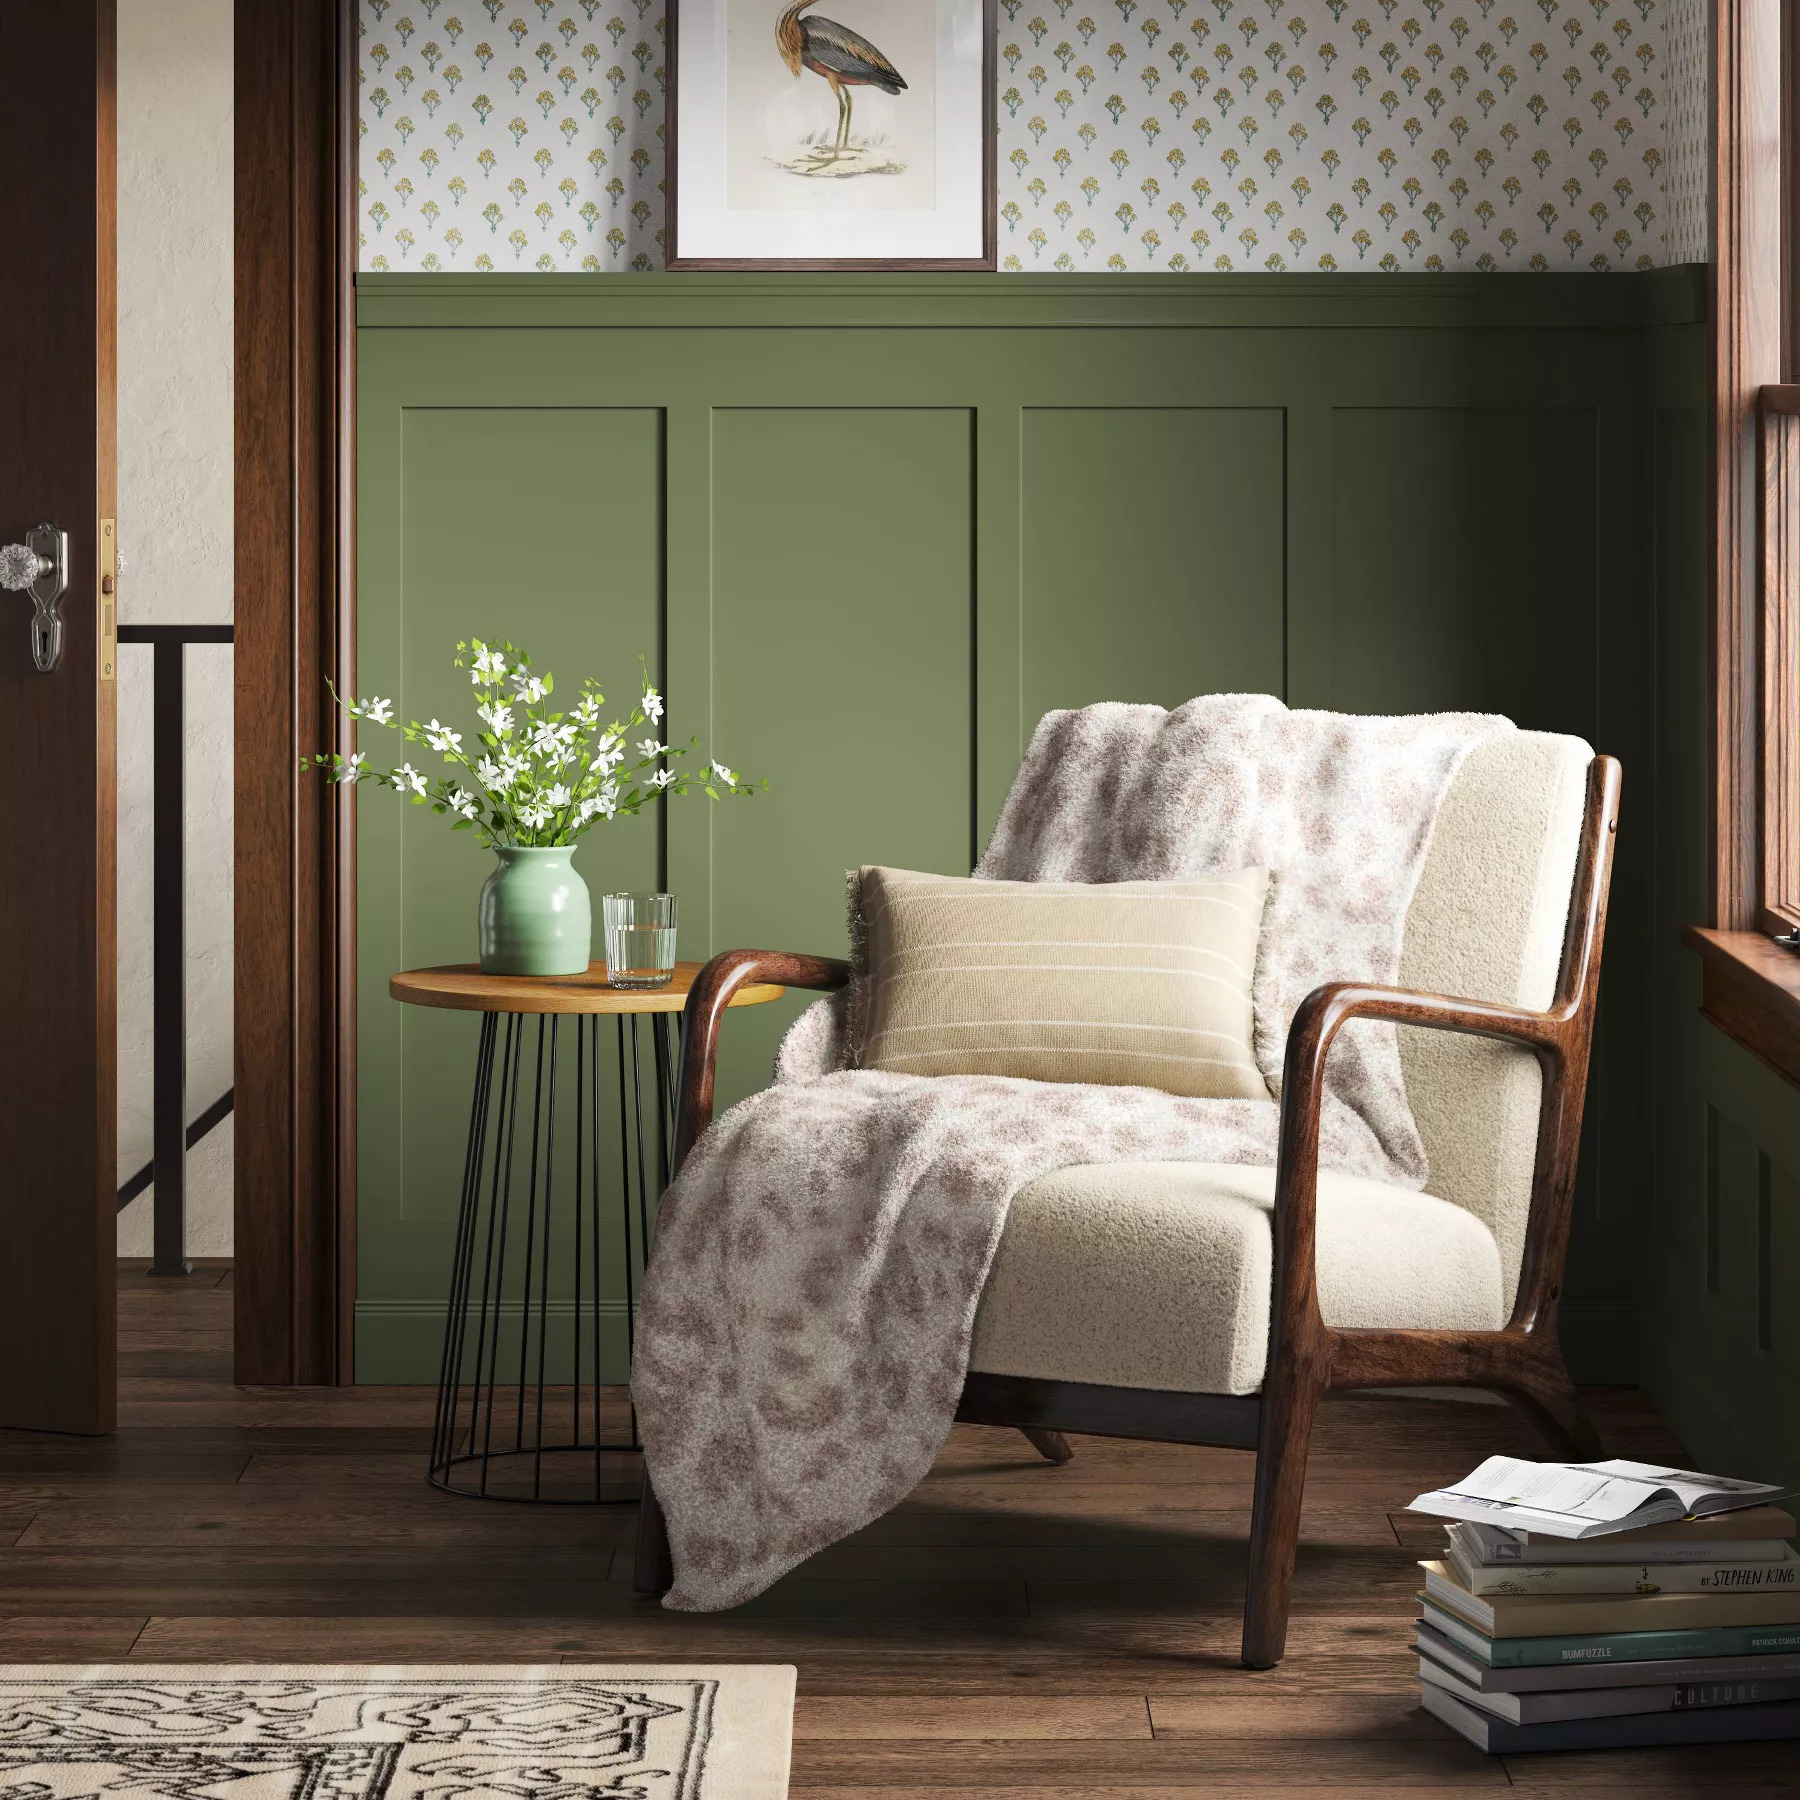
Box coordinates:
[968,1160,1507,1396]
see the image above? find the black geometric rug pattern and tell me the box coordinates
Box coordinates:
[0,1668,791,1800]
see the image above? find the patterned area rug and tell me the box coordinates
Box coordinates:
[0,1664,794,1800]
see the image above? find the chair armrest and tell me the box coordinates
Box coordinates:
[1270,979,1583,1369]
[673,949,852,1171]
[1266,754,1617,1380]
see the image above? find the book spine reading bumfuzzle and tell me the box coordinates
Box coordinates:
[1418,1598,1800,1667]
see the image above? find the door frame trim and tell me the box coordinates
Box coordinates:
[233,0,356,1384]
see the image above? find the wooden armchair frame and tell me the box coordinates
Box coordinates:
[634,756,1622,1668]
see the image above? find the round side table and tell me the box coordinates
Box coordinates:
[390,959,784,1505]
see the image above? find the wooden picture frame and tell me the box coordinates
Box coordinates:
[666,0,997,271]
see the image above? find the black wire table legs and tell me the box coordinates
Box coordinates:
[428,1008,679,1504]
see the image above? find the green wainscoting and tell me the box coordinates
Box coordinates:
[1019,407,1286,718]
[1329,409,1599,725]
[355,269,1704,1382]
[1643,1010,1800,1496]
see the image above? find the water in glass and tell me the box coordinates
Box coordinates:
[603,892,678,988]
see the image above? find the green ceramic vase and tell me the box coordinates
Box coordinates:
[477,845,592,976]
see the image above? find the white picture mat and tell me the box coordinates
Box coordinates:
[675,0,988,261]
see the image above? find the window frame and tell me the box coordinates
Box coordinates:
[1690,5,1800,1091]
[1755,8,1800,938]
[1761,383,1800,938]
[1711,3,1786,933]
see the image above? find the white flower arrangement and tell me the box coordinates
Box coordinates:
[307,637,759,847]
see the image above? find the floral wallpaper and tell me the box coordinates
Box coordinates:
[359,0,668,271]
[356,0,1710,273]
[1658,0,1707,265]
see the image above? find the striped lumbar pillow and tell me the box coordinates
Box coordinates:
[856,865,1272,1100]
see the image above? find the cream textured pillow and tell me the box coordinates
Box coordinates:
[857,865,1272,1100]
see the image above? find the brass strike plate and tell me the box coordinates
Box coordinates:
[99,517,116,682]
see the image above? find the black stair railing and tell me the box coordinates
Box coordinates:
[116,623,234,1276]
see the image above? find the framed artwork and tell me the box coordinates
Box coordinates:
[666,0,996,270]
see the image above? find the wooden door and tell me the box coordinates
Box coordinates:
[0,1,117,1433]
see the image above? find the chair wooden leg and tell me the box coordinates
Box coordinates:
[633,1465,674,1596]
[1020,1427,1074,1464]
[1498,1349,1605,1461]
[1241,1360,1321,1669]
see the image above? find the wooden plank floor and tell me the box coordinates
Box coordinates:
[0,1263,1786,1792]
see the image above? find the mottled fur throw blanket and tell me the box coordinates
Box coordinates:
[633,695,1507,1610]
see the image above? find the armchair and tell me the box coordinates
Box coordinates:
[635,733,1622,1670]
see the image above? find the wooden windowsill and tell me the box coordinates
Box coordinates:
[1682,926,1800,1090]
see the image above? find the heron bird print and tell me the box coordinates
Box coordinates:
[673,0,994,268]
[777,1,907,158]
[770,0,911,177]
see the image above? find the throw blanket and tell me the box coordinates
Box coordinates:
[633,695,1507,1610]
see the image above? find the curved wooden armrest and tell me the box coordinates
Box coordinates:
[1270,978,1588,1374]
[673,949,852,1172]
[1269,754,1617,1368]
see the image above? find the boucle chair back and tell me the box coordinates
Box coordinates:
[1395,731,1593,1309]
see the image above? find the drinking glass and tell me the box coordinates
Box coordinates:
[602,891,678,988]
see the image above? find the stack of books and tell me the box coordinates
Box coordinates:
[1407,1456,1800,1752]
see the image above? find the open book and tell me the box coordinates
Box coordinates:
[1408,1458,1791,1541]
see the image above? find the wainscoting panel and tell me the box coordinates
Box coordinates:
[1774,1157,1800,1391]
[357,404,666,1297]
[1328,408,1599,729]
[706,406,979,1109]
[354,271,1703,1381]
[1643,1024,1800,1493]
[1328,399,1644,1375]
[1019,408,1286,720]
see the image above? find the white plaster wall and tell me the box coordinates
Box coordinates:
[116,0,235,1258]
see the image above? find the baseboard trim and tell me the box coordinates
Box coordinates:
[353,1298,637,1385]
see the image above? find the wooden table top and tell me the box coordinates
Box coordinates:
[389,959,786,1015]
